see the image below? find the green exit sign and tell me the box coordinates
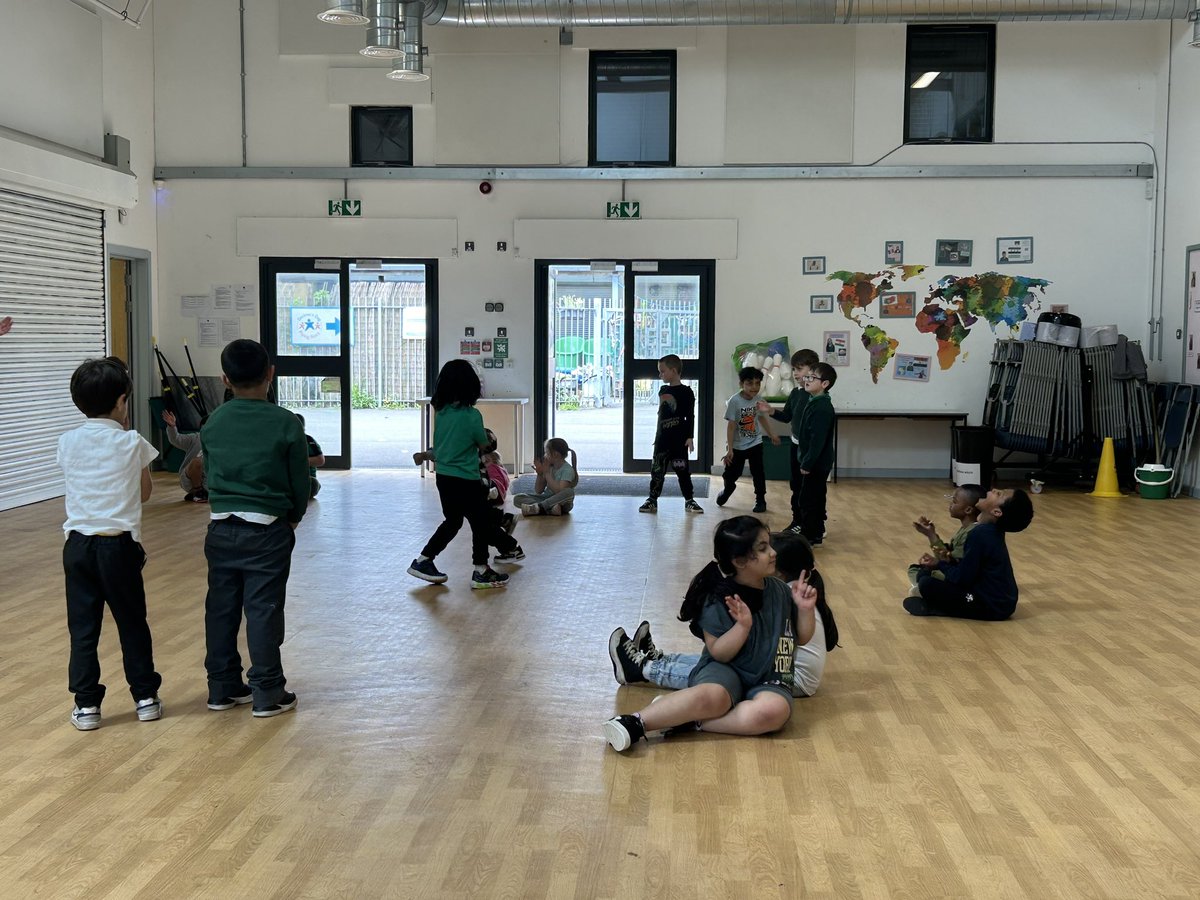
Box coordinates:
[328,199,362,217]
[606,201,640,219]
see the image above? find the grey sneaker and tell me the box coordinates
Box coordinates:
[684,499,704,513]
[631,620,663,661]
[607,627,650,685]
[135,695,163,721]
[408,557,448,584]
[70,705,101,731]
[208,686,253,711]
[252,691,298,718]
[639,499,657,513]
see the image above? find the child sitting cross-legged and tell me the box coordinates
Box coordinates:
[602,516,817,752]
[514,437,578,516]
[608,530,838,700]
[905,484,984,598]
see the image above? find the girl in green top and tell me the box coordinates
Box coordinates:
[407,361,523,590]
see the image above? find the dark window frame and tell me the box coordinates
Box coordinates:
[903,24,996,145]
[588,50,677,167]
[350,105,414,167]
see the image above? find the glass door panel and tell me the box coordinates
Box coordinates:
[632,377,699,462]
[276,375,344,457]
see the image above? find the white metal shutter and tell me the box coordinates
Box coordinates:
[0,187,106,512]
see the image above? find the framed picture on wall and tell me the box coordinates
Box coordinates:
[936,240,973,266]
[810,294,834,313]
[885,241,904,265]
[823,330,850,367]
[997,237,1033,264]
[893,353,931,382]
[880,291,916,318]
[803,256,826,275]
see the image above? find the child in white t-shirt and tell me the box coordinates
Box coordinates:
[56,357,162,731]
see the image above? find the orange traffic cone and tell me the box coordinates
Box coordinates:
[1090,437,1122,498]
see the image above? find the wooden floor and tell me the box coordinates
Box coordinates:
[1,472,1199,899]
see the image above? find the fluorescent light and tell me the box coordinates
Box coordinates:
[910,71,941,89]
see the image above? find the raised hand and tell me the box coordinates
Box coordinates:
[912,516,937,539]
[755,399,771,413]
[791,570,818,611]
[918,552,939,569]
[162,410,176,428]
[724,594,753,628]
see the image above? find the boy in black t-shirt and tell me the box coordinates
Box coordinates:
[640,354,702,514]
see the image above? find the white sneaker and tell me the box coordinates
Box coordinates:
[71,706,101,731]
[136,695,163,721]
[521,503,540,516]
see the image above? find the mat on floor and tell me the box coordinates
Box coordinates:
[509,474,710,498]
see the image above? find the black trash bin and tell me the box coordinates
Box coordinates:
[951,425,995,488]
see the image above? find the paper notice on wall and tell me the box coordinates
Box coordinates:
[220,319,241,342]
[198,318,220,347]
[213,284,233,310]
[181,294,211,317]
[234,284,256,315]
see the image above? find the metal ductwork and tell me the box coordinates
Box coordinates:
[421,0,1191,26]
[1190,2,1200,45]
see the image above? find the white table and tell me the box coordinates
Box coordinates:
[417,397,530,477]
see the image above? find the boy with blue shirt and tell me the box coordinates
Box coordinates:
[201,340,310,717]
[57,357,162,730]
[717,367,779,513]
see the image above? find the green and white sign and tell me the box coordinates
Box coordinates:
[328,199,362,217]
[606,201,640,219]
[493,337,509,359]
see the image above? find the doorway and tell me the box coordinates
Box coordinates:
[107,248,153,438]
[261,257,439,469]
[534,260,714,474]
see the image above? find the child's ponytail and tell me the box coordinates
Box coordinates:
[678,515,766,637]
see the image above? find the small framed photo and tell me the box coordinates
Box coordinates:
[803,256,826,275]
[936,240,973,266]
[997,237,1034,264]
[823,330,850,367]
[810,294,834,313]
[893,353,931,382]
[885,241,904,265]
[880,291,916,318]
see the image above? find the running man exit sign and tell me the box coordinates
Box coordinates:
[606,201,640,219]
[328,199,362,217]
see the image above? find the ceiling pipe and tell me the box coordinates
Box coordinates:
[420,0,1191,26]
[362,0,404,57]
[388,2,430,80]
[317,1,370,25]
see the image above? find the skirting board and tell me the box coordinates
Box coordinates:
[712,466,946,480]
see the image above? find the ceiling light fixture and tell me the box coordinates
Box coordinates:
[317,1,369,25]
[910,71,941,89]
[387,2,429,81]
[361,0,403,59]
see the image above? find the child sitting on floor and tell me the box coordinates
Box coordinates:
[513,437,578,516]
[906,484,984,597]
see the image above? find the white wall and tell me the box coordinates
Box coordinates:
[149,2,1177,470]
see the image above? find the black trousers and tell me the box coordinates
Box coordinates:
[917,576,1013,621]
[63,532,161,708]
[787,442,803,524]
[204,517,295,707]
[796,468,829,541]
[422,474,518,566]
[722,444,766,501]
[648,443,694,501]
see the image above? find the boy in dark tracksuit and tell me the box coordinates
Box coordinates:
[762,348,820,531]
[794,362,837,545]
[201,340,310,718]
[641,354,702,514]
[904,488,1035,621]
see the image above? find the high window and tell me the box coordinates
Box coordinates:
[904,25,995,144]
[589,51,677,166]
[351,106,413,167]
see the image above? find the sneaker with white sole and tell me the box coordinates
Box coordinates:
[639,499,657,513]
[471,567,509,590]
[70,705,101,731]
[603,714,646,752]
[408,557,448,584]
[521,503,541,516]
[684,500,704,514]
[135,695,163,721]
[607,627,650,685]
[501,513,517,535]
[252,691,298,718]
[631,621,663,661]
[208,686,254,711]
[493,546,525,563]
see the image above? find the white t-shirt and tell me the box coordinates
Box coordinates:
[792,608,828,698]
[57,418,158,543]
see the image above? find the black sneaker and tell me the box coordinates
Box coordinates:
[252,691,298,718]
[602,714,646,751]
[471,567,509,590]
[716,487,732,506]
[684,500,704,514]
[501,513,517,535]
[752,499,767,513]
[639,499,657,513]
[207,686,253,711]
[408,557,448,584]
[607,627,649,684]
[631,621,663,661]
[785,523,804,535]
[494,546,525,563]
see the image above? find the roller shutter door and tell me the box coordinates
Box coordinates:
[0,187,106,512]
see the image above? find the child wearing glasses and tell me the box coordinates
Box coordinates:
[757,348,820,533]
[793,363,837,546]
